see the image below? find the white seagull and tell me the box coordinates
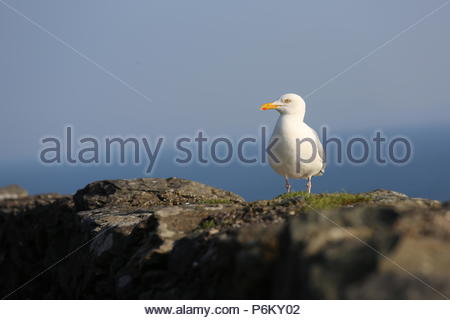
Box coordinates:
[260,93,325,193]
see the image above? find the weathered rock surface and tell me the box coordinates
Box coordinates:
[0,179,449,299]
[73,177,243,211]
[0,184,28,201]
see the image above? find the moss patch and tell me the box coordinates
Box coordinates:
[197,217,217,229]
[276,192,371,210]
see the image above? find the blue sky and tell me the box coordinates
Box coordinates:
[1,1,450,199]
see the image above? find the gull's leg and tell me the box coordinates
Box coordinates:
[306,177,312,194]
[284,176,292,193]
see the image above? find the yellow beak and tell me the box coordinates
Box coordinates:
[260,102,280,110]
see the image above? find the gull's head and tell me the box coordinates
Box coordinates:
[260,93,306,115]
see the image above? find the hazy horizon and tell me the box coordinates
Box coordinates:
[1,125,449,202]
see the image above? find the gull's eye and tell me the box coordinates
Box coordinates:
[283,98,292,104]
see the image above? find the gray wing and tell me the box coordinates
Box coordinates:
[311,128,326,175]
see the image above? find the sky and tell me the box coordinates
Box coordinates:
[1,0,450,199]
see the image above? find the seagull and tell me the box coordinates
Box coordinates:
[260,93,325,193]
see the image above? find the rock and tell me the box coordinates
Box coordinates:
[379,237,450,278]
[0,185,28,201]
[364,189,442,210]
[0,178,449,299]
[0,193,69,215]
[73,177,244,211]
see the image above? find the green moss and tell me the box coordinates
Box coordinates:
[198,218,217,229]
[276,192,371,210]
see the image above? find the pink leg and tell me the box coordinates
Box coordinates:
[284,176,292,193]
[306,177,312,194]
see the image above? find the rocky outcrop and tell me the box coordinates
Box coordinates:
[0,184,28,201]
[73,178,243,211]
[0,178,449,299]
